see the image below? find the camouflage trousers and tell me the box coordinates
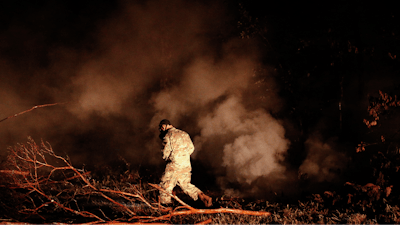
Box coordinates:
[159,163,201,204]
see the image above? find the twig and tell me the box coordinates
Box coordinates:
[196,218,213,224]
[97,192,136,216]
[0,102,68,123]
[98,208,111,221]
[88,222,175,225]
[0,170,29,176]
[148,183,194,210]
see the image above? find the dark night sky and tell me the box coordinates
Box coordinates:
[1,0,400,199]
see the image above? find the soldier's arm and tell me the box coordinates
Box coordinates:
[188,142,195,155]
[162,134,172,161]
[186,133,195,155]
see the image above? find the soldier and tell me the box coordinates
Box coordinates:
[158,119,212,207]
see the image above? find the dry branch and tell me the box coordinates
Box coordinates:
[196,218,213,224]
[148,183,194,210]
[1,137,147,222]
[0,102,67,123]
[143,183,271,223]
[1,137,271,223]
[141,207,271,223]
[0,170,29,176]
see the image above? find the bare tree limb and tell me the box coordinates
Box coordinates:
[2,138,272,223]
[0,102,68,123]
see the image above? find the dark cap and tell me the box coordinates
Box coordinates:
[159,119,171,128]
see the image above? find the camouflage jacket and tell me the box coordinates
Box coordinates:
[161,127,194,168]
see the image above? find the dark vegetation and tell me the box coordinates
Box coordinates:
[1,93,400,223]
[2,104,400,224]
[1,1,400,224]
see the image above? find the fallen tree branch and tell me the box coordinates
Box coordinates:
[141,207,271,223]
[2,137,151,222]
[1,137,272,223]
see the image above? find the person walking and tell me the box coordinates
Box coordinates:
[158,119,212,207]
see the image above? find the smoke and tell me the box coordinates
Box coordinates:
[148,35,291,197]
[299,135,348,183]
[150,54,256,122]
[0,0,353,199]
[199,96,288,183]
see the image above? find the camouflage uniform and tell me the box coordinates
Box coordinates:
[160,127,201,204]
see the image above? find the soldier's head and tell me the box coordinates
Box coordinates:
[159,119,172,132]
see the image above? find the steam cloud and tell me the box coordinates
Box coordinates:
[197,96,289,195]
[299,135,348,183]
[0,0,348,198]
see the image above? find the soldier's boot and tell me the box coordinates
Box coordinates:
[198,192,212,207]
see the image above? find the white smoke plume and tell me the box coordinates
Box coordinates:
[299,135,348,183]
[150,54,256,123]
[149,47,291,197]
[199,96,288,184]
[0,0,318,198]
